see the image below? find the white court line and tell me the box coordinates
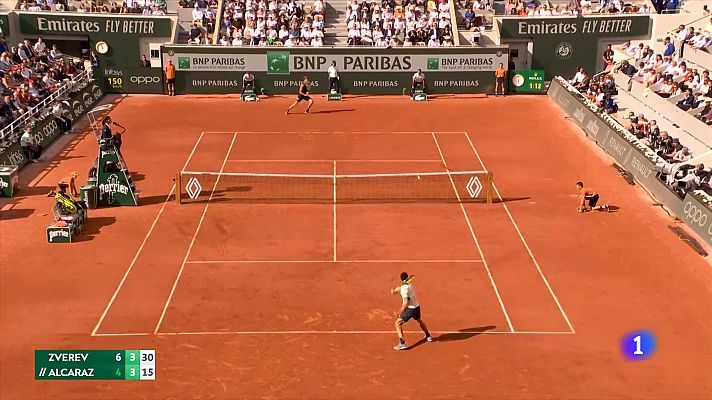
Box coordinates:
[92,330,575,337]
[184,259,484,264]
[431,132,514,333]
[153,133,238,335]
[183,170,487,179]
[203,131,467,135]
[227,159,444,163]
[462,132,576,334]
[333,160,337,262]
[90,131,206,337]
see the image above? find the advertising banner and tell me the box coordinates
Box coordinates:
[103,67,163,94]
[18,13,172,36]
[172,52,508,73]
[499,16,651,79]
[162,46,508,95]
[0,83,103,167]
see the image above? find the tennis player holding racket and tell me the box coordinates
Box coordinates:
[285,76,313,115]
[391,272,433,350]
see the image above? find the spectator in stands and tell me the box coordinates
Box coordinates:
[602,93,618,114]
[574,69,590,92]
[602,74,617,96]
[20,126,42,162]
[464,6,476,30]
[617,60,637,77]
[472,27,481,45]
[189,23,202,43]
[33,37,46,54]
[621,40,637,57]
[192,3,205,25]
[677,88,697,110]
[663,36,675,57]
[52,100,71,134]
[602,44,614,66]
[140,55,151,67]
[672,147,692,163]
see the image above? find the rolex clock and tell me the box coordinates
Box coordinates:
[95,41,109,54]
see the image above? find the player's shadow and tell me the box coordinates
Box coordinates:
[309,109,355,115]
[406,325,496,350]
[607,205,620,212]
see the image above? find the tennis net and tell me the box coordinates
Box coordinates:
[176,170,493,204]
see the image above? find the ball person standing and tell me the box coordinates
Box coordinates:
[494,63,507,96]
[328,61,340,94]
[392,272,433,350]
[285,76,314,114]
[164,59,176,96]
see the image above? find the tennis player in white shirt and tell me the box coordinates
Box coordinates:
[328,61,340,93]
[392,272,433,350]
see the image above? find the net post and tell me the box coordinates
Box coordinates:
[175,172,181,204]
[486,172,494,204]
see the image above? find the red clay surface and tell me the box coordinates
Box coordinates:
[1,94,712,399]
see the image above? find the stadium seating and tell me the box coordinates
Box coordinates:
[569,23,712,198]
[18,0,168,14]
[0,38,90,143]
[206,0,327,46]
[342,0,455,46]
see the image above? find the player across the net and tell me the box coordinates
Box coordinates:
[175,170,494,204]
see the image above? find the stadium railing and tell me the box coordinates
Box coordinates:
[0,69,89,144]
[449,0,460,46]
[212,0,225,45]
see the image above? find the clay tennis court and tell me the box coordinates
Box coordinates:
[1,94,712,399]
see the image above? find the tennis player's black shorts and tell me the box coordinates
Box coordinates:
[167,78,175,84]
[297,94,311,102]
[496,76,505,84]
[400,306,422,322]
[585,194,599,207]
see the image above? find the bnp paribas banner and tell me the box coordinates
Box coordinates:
[499,15,651,79]
[0,83,103,168]
[161,46,508,95]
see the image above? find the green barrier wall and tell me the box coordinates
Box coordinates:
[161,46,509,95]
[548,78,712,247]
[500,16,651,80]
[0,83,103,168]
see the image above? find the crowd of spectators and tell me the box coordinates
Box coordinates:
[504,0,652,16]
[19,0,167,14]
[0,37,89,135]
[604,37,712,122]
[671,18,712,52]
[345,0,454,47]
[567,31,712,196]
[195,0,326,47]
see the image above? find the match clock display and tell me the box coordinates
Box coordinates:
[510,70,546,94]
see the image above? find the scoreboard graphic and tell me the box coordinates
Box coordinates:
[35,350,155,380]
